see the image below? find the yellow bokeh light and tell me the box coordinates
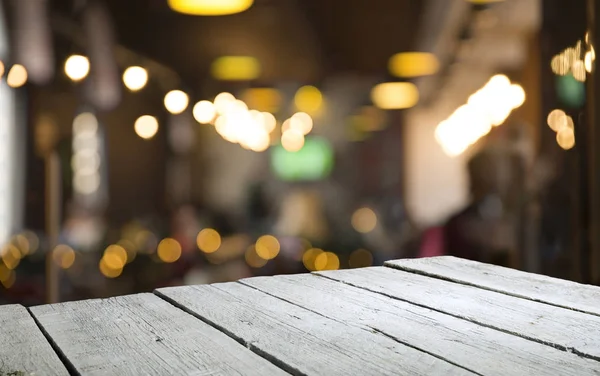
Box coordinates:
[211,56,261,81]
[262,112,277,133]
[22,231,39,255]
[197,228,221,253]
[349,249,373,268]
[314,251,340,271]
[572,60,587,82]
[255,235,280,260]
[0,60,4,77]
[193,100,216,124]
[134,115,159,140]
[585,51,594,73]
[388,52,439,78]
[164,90,189,115]
[64,55,89,82]
[117,239,137,264]
[214,92,236,115]
[123,66,148,91]
[103,245,127,270]
[7,64,28,88]
[290,112,313,135]
[52,244,76,269]
[167,0,254,15]
[241,88,282,113]
[12,234,30,256]
[551,54,570,76]
[1,244,21,270]
[547,109,568,132]
[557,127,575,150]
[302,248,323,271]
[245,245,267,268]
[157,238,182,263]
[281,129,305,152]
[371,82,419,110]
[352,207,377,233]
[294,85,323,114]
[99,258,122,278]
[0,263,10,282]
[508,84,526,109]
[1,270,15,289]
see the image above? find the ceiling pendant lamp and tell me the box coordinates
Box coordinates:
[167,0,254,16]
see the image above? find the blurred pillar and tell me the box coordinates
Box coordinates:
[45,152,61,303]
[587,0,600,284]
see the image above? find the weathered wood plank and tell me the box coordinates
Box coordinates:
[0,304,69,376]
[242,273,600,376]
[386,256,600,316]
[30,293,286,376]
[317,266,600,361]
[156,282,474,376]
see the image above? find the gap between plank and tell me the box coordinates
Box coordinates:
[153,288,303,376]
[25,306,80,376]
[383,262,600,318]
[237,278,483,376]
[313,272,598,362]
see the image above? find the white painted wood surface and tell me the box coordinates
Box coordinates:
[386,256,600,316]
[241,273,600,376]
[0,304,69,376]
[29,293,286,376]
[317,266,600,360]
[157,282,473,376]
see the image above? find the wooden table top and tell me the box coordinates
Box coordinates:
[2,256,600,375]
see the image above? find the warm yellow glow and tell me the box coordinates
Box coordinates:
[0,61,4,77]
[1,244,21,270]
[551,54,570,76]
[73,172,100,195]
[572,60,586,82]
[103,245,127,269]
[99,258,122,278]
[314,252,340,271]
[7,64,28,88]
[388,52,439,78]
[0,264,10,282]
[255,235,280,260]
[157,238,182,263]
[349,249,373,268]
[508,84,526,108]
[164,90,189,115]
[52,244,76,269]
[211,56,260,81]
[241,88,282,112]
[352,207,377,233]
[371,82,419,110]
[117,239,137,264]
[302,248,323,271]
[294,85,323,114]
[281,129,305,152]
[134,115,159,139]
[64,55,89,82]
[12,234,30,256]
[547,109,568,132]
[193,100,216,124]
[585,51,594,73]
[290,112,313,135]
[167,0,253,15]
[260,112,277,133]
[1,270,15,289]
[245,245,267,268]
[214,92,236,115]
[197,228,221,253]
[123,66,148,91]
[22,231,39,255]
[557,127,575,150]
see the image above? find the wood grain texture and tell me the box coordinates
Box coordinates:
[0,304,69,376]
[30,293,286,376]
[317,266,600,361]
[242,273,600,376]
[386,256,600,316]
[157,282,474,376]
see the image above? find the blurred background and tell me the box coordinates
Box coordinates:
[0,0,597,305]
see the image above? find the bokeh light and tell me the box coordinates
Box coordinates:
[302,248,323,271]
[99,258,122,278]
[547,109,568,132]
[197,228,221,253]
[314,251,340,271]
[52,244,76,269]
[164,90,189,115]
[572,60,587,82]
[255,235,280,260]
[294,85,323,114]
[103,245,127,270]
[0,61,4,78]
[123,66,148,91]
[7,64,28,88]
[290,112,313,135]
[157,238,182,263]
[245,245,267,268]
[1,244,21,270]
[168,0,254,16]
[388,52,439,77]
[134,115,159,139]
[281,129,305,152]
[557,127,576,150]
[193,100,216,124]
[211,56,261,81]
[371,82,419,110]
[64,55,90,82]
[352,207,377,233]
[551,53,570,76]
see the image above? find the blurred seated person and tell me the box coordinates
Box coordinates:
[419,150,516,267]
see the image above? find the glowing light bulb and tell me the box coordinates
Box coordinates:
[64,55,90,82]
[123,66,148,91]
[164,90,189,115]
[193,101,216,124]
[7,64,28,88]
[134,115,159,139]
